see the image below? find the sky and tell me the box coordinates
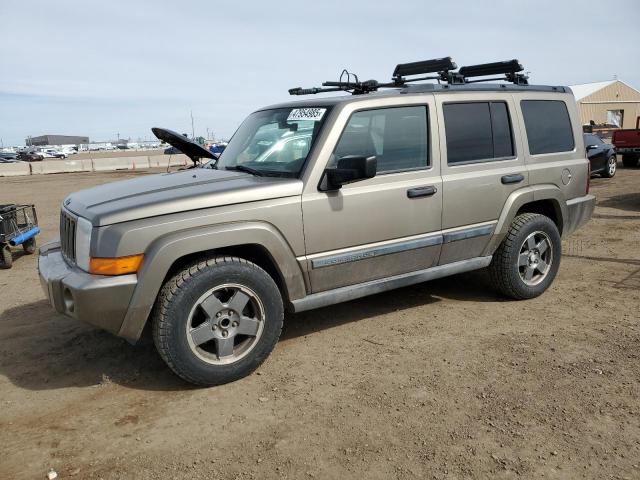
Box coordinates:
[1,0,639,147]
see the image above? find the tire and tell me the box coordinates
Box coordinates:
[23,237,36,254]
[489,213,561,300]
[602,155,617,178]
[152,256,284,386]
[0,244,12,269]
[622,155,638,168]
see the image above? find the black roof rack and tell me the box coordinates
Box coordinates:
[392,56,457,83]
[458,59,528,85]
[289,57,532,96]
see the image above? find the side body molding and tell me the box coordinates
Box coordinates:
[482,185,567,256]
[118,221,306,342]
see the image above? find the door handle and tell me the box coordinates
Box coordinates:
[407,186,437,198]
[501,173,524,185]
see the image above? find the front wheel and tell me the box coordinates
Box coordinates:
[152,256,284,386]
[489,213,561,300]
[602,155,617,178]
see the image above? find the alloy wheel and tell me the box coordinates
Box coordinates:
[518,231,553,286]
[186,284,265,365]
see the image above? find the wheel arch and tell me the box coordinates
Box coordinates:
[484,185,568,256]
[118,222,306,343]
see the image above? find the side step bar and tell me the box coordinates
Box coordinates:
[291,256,492,313]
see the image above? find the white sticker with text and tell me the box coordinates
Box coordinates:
[287,108,326,122]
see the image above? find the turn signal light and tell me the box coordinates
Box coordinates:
[89,254,144,276]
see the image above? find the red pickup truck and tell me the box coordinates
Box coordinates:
[612,117,640,167]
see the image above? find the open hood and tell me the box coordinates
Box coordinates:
[151,127,216,165]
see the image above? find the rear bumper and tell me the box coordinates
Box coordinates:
[38,240,137,336]
[564,194,596,236]
[616,147,640,154]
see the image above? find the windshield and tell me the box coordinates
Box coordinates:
[206,107,329,177]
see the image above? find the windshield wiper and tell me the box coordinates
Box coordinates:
[224,165,263,176]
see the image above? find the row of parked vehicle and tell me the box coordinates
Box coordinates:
[0,147,76,163]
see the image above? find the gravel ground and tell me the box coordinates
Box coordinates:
[0,165,639,479]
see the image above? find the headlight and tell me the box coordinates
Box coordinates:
[75,217,92,272]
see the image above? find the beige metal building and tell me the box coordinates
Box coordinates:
[570,80,640,129]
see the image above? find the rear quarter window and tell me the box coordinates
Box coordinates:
[521,100,575,155]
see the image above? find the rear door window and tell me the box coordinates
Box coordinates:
[521,100,575,154]
[443,101,514,164]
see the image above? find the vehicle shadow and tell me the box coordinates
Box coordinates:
[282,270,503,340]
[0,300,190,392]
[0,272,502,392]
[9,248,28,262]
[598,193,640,213]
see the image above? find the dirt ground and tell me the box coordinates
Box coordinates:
[1,165,639,479]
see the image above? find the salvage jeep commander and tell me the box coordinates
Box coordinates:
[39,58,595,385]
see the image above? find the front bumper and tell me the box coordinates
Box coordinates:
[564,194,596,236]
[38,240,137,336]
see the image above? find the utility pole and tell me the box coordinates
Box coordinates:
[190,110,195,140]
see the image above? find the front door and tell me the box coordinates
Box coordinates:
[301,100,443,293]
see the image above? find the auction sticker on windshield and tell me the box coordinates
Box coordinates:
[287,108,326,122]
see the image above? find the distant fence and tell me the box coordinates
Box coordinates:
[0,154,189,177]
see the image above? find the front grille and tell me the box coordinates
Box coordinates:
[60,210,77,263]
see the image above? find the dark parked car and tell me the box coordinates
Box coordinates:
[584,133,616,178]
[0,151,18,161]
[17,152,44,162]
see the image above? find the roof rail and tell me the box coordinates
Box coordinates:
[288,57,530,95]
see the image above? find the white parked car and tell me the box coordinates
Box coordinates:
[40,149,68,159]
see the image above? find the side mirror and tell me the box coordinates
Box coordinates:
[586,144,598,150]
[323,155,377,191]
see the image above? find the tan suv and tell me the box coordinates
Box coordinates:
[39,58,595,385]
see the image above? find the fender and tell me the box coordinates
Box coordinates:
[483,184,567,256]
[118,221,306,342]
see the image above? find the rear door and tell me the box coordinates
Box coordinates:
[435,93,527,264]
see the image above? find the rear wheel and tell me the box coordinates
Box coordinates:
[602,155,617,178]
[622,155,638,168]
[22,238,36,254]
[0,244,12,269]
[489,213,561,299]
[152,256,284,386]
